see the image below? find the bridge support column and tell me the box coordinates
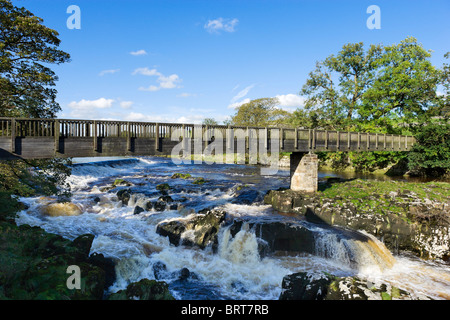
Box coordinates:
[290,152,318,193]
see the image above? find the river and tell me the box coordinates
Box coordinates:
[14,156,450,300]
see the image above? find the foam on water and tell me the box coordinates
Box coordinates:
[14,156,450,300]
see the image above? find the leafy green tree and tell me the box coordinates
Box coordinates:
[299,37,443,134]
[231,97,291,127]
[202,118,218,126]
[0,0,70,118]
[439,52,450,117]
[407,122,450,177]
[300,42,382,131]
[361,37,442,133]
[0,0,72,215]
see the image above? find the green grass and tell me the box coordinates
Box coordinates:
[317,179,450,223]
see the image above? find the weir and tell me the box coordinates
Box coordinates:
[0,117,416,192]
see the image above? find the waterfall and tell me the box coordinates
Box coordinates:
[315,229,396,273]
[217,223,261,265]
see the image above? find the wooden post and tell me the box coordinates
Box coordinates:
[374,134,377,149]
[54,119,60,153]
[127,122,132,152]
[347,132,351,150]
[312,129,316,150]
[246,127,249,150]
[336,131,340,151]
[308,129,312,150]
[204,125,209,149]
[324,130,328,149]
[93,121,98,151]
[155,123,160,151]
[366,133,370,150]
[264,127,268,150]
[280,128,284,150]
[357,132,360,149]
[294,128,298,150]
[11,118,16,153]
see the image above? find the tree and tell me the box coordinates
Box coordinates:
[1,0,70,118]
[0,0,72,213]
[439,52,450,117]
[300,42,382,131]
[202,118,218,126]
[299,37,443,134]
[230,98,291,127]
[361,37,442,133]
[407,122,450,177]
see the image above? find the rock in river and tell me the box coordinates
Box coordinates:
[156,210,226,251]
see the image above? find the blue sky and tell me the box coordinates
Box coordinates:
[12,0,450,124]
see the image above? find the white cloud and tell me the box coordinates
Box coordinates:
[133,67,182,92]
[130,49,148,56]
[99,69,120,76]
[177,92,197,98]
[275,94,306,108]
[68,98,114,109]
[121,112,205,124]
[227,98,251,109]
[132,67,161,76]
[67,98,115,118]
[158,74,180,89]
[231,84,255,103]
[120,101,134,109]
[204,18,239,33]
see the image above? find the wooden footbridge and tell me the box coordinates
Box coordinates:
[0,117,415,192]
[0,117,415,160]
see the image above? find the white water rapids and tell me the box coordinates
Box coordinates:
[15,157,450,300]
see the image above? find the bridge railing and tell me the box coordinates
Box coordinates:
[0,117,416,151]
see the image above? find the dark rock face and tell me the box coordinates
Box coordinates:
[156,210,226,251]
[116,188,131,206]
[133,206,145,215]
[227,220,316,257]
[279,272,419,300]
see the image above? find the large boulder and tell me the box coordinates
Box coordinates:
[39,202,82,217]
[108,278,174,300]
[227,220,315,257]
[156,210,226,251]
[279,272,421,300]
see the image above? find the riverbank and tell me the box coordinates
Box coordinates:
[265,179,450,260]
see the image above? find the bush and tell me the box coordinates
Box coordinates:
[407,122,450,177]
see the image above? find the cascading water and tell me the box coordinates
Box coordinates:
[314,229,396,274]
[14,156,450,300]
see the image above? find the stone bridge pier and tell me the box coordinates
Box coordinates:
[290,152,319,193]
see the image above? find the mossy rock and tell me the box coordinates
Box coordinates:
[0,221,110,300]
[156,183,171,191]
[108,278,174,300]
[113,178,132,187]
[192,177,208,185]
[279,272,418,300]
[171,173,192,179]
